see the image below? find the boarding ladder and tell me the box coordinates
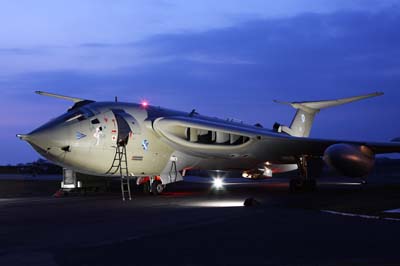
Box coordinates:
[106,145,132,201]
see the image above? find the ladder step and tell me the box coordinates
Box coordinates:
[107,145,131,200]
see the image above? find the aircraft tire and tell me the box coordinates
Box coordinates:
[151,180,164,195]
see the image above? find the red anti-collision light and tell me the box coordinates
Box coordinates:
[141,100,149,107]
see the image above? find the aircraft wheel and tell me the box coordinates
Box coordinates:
[151,180,164,195]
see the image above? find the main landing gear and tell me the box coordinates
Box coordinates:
[151,180,165,195]
[141,176,166,195]
[289,155,319,193]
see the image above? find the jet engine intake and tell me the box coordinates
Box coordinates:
[323,143,375,177]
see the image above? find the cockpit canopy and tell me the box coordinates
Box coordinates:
[60,106,97,123]
[30,105,99,135]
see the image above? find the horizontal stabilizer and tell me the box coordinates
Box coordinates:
[274,92,384,138]
[274,92,383,112]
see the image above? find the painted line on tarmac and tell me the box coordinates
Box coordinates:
[321,210,400,222]
[383,208,400,213]
[0,197,51,205]
[320,182,362,186]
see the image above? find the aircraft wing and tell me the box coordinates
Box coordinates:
[35,91,87,103]
[35,91,95,111]
[153,116,400,162]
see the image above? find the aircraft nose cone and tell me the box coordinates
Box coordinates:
[16,134,30,141]
[18,123,71,159]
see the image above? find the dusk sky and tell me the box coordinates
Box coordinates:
[1,0,400,164]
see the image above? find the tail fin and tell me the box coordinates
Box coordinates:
[274,92,383,137]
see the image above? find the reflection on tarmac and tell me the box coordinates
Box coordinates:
[0,176,399,265]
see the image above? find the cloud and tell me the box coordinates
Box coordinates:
[0,48,44,55]
[136,8,400,92]
[1,0,396,48]
[5,8,400,108]
[2,6,400,164]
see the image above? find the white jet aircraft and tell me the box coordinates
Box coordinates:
[17,91,400,198]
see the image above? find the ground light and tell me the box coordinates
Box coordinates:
[212,177,224,189]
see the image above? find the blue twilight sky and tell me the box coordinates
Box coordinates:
[1,0,400,165]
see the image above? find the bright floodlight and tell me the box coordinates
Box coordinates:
[213,177,224,189]
[265,167,273,177]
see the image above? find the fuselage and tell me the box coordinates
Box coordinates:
[20,91,397,188]
[23,101,276,178]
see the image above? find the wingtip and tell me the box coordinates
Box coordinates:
[273,100,291,105]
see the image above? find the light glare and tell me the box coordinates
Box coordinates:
[213,177,224,189]
[186,201,244,208]
[141,100,149,107]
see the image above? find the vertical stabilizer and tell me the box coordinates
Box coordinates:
[274,92,383,137]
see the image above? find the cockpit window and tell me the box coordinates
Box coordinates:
[80,107,95,119]
[33,105,99,133]
[60,107,97,123]
[91,118,100,124]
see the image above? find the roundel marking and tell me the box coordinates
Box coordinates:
[301,114,306,123]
